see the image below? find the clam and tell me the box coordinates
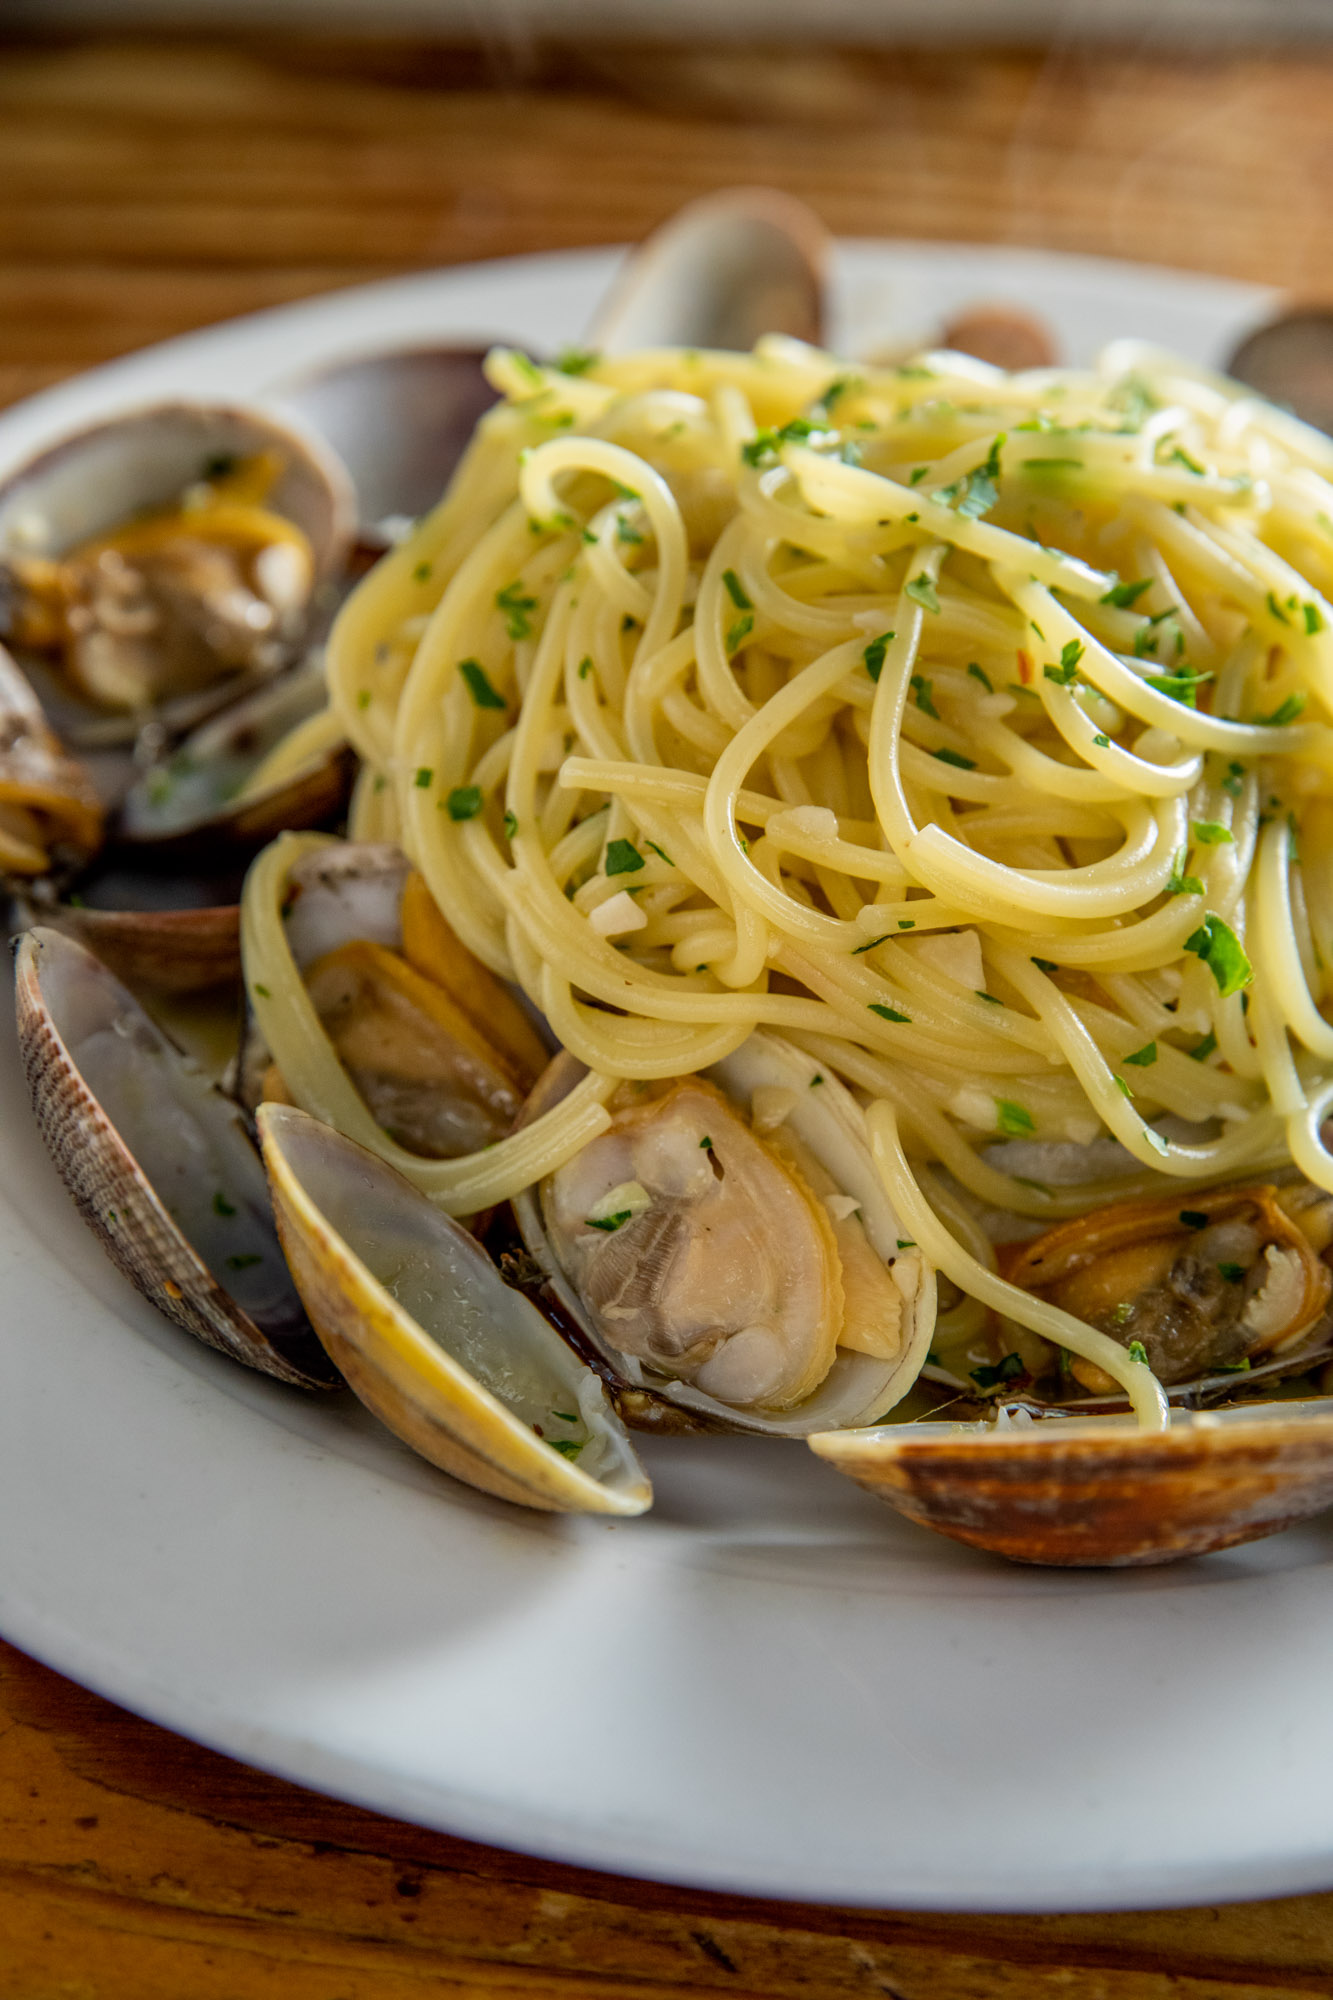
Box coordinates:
[0,402,355,744]
[240,838,549,1170]
[15,926,336,1387]
[809,1402,1333,1568]
[276,347,497,541]
[1227,307,1333,436]
[590,187,827,356]
[258,1102,650,1513]
[0,641,103,881]
[924,1179,1333,1411]
[117,653,353,857]
[35,901,242,999]
[810,1173,1333,1566]
[513,1032,935,1436]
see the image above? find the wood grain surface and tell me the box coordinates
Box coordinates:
[7,30,1333,1996]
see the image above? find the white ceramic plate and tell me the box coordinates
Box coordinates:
[5,241,1329,1916]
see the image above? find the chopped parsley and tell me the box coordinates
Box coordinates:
[1305,602,1325,635]
[1188,1030,1218,1062]
[721,568,752,609]
[905,573,941,614]
[1044,639,1085,686]
[503,810,518,839]
[550,1438,585,1459]
[605,838,644,875]
[1218,1261,1246,1283]
[413,561,432,583]
[1184,914,1252,997]
[1031,957,1058,972]
[1221,760,1245,797]
[253,983,271,999]
[1113,1075,1135,1099]
[967,661,992,691]
[1100,577,1153,609]
[446,786,484,821]
[910,673,937,717]
[356,689,371,709]
[853,934,889,954]
[414,766,433,788]
[936,432,1004,521]
[740,417,822,467]
[995,1099,1035,1137]
[863,633,893,681]
[726,613,755,653]
[1126,1340,1149,1366]
[699,1135,713,1151]
[496,580,538,639]
[971,1352,1026,1389]
[644,839,674,866]
[869,1002,912,1024]
[577,655,593,679]
[1144,666,1212,707]
[1123,1042,1158,1066]
[1192,820,1233,845]
[1256,692,1306,727]
[587,1211,632,1233]
[554,346,598,375]
[932,747,976,770]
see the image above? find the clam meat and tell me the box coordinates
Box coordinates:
[515,1031,935,1435]
[0,641,103,880]
[0,403,354,736]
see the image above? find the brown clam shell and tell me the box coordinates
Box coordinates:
[44,902,241,996]
[809,1408,1333,1567]
[15,926,336,1389]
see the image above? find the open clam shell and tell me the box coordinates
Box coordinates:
[259,1103,651,1514]
[808,1403,1333,1567]
[0,640,103,880]
[0,401,355,745]
[590,187,828,355]
[512,1031,935,1438]
[36,901,242,998]
[117,654,353,856]
[15,926,336,1388]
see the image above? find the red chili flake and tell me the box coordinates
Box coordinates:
[1016,648,1034,685]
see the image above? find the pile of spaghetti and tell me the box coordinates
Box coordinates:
[321,334,1333,1389]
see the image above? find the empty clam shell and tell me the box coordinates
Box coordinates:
[276,346,498,536]
[258,1103,651,1514]
[15,926,336,1388]
[591,187,828,355]
[808,1403,1333,1566]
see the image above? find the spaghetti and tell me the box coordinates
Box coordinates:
[251,334,1333,1427]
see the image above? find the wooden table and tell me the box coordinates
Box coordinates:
[6,30,1333,1995]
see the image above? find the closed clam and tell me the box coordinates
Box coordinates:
[514,1033,935,1436]
[258,1103,650,1514]
[0,402,354,744]
[15,926,335,1388]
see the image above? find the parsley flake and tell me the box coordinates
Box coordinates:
[1184,915,1252,997]
[1123,1042,1158,1066]
[996,1099,1035,1137]
[905,573,941,614]
[446,786,483,821]
[869,1002,912,1024]
[605,838,644,875]
[496,581,538,639]
[458,658,507,709]
[721,568,752,610]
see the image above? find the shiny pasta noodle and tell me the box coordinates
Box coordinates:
[286,334,1333,1421]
